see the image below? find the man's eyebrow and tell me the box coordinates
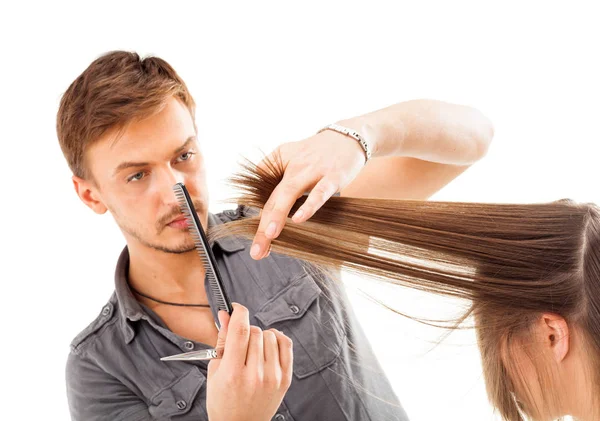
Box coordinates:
[112,136,197,176]
[172,135,196,155]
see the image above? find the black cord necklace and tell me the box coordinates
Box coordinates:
[128,283,211,308]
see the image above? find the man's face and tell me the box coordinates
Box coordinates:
[79,96,209,254]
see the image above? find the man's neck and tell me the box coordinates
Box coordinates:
[127,243,209,305]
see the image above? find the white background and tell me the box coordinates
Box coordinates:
[1,1,598,420]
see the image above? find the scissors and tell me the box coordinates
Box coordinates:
[160,183,234,362]
[161,348,219,361]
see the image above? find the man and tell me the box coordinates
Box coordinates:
[59,51,494,421]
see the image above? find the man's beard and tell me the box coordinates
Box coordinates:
[123,223,196,254]
[112,199,207,255]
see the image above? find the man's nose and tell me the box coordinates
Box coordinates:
[157,167,185,203]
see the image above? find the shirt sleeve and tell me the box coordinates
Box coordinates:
[66,351,150,421]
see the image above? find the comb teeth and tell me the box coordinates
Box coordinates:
[172,183,231,314]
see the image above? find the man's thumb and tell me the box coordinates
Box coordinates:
[214,310,230,359]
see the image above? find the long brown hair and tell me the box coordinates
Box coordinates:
[209,155,600,421]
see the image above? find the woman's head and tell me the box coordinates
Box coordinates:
[210,156,600,420]
[475,290,598,420]
[475,202,600,420]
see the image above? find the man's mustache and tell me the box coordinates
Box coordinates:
[157,199,206,232]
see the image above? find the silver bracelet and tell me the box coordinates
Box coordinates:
[317,123,372,164]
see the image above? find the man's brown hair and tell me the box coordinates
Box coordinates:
[56,51,196,183]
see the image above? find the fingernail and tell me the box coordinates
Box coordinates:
[293,209,304,221]
[266,221,277,238]
[217,310,226,325]
[250,243,260,258]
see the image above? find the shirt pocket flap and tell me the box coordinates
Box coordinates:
[254,274,321,325]
[149,366,205,418]
[254,273,346,379]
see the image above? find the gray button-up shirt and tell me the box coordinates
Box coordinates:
[66,205,409,421]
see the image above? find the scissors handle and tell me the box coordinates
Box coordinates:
[160,348,218,361]
[161,314,226,361]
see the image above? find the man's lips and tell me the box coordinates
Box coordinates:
[167,215,188,226]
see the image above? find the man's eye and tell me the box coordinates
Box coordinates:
[177,151,195,162]
[127,172,145,182]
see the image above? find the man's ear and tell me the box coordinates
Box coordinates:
[72,175,108,215]
[540,313,570,362]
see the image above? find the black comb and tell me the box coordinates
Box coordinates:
[172,182,233,316]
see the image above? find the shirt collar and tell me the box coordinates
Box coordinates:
[115,211,246,343]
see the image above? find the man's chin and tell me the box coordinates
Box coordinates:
[137,235,196,254]
[121,223,197,254]
[165,245,196,254]
[151,242,196,254]
[156,234,196,254]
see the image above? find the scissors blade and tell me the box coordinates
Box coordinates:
[160,348,218,361]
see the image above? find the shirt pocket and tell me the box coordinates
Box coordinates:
[149,366,206,419]
[254,272,346,379]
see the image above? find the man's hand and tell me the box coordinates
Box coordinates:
[250,131,366,260]
[247,100,494,261]
[207,303,294,421]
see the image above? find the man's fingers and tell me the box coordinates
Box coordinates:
[251,175,311,260]
[207,358,220,380]
[208,312,229,378]
[255,149,280,175]
[273,329,294,387]
[263,329,279,363]
[263,329,281,386]
[214,310,230,359]
[223,303,250,368]
[245,326,264,371]
[291,177,338,223]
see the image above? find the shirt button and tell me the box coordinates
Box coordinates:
[101,305,111,316]
[274,414,285,421]
[184,341,194,350]
[176,400,187,410]
[289,305,300,314]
